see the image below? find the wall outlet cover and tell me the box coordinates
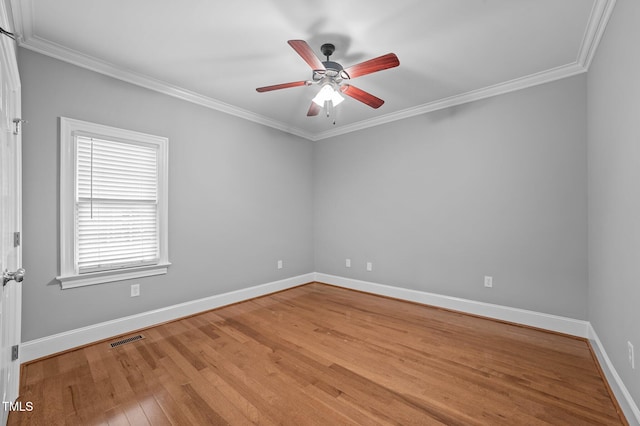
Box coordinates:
[484,276,493,288]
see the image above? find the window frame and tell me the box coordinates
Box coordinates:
[58,117,170,289]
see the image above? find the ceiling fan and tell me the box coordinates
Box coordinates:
[256,40,400,117]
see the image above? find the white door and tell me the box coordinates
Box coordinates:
[0,4,23,423]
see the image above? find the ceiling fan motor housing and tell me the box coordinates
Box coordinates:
[323,61,344,75]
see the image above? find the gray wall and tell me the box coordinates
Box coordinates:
[588,0,640,407]
[314,75,588,319]
[19,49,314,342]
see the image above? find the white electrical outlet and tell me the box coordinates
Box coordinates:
[277,260,283,270]
[366,262,373,271]
[131,284,140,297]
[345,258,351,268]
[629,341,635,369]
[484,276,493,288]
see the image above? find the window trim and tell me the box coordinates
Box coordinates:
[58,117,170,289]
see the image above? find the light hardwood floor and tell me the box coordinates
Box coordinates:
[9,283,626,425]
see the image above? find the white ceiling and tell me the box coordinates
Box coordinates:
[9,0,615,140]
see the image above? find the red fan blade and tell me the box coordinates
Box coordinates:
[343,53,399,79]
[307,102,321,116]
[256,81,307,92]
[340,84,385,109]
[288,40,326,71]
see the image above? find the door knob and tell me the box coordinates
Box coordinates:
[3,268,25,287]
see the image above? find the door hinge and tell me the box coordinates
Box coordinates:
[11,345,18,361]
[13,232,20,247]
[12,118,26,136]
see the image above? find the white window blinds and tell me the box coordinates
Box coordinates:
[75,136,159,273]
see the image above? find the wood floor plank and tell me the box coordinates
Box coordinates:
[137,394,172,426]
[9,283,627,425]
[156,334,254,424]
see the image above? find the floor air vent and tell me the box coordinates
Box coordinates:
[109,334,144,348]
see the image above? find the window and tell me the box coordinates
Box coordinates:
[58,118,169,289]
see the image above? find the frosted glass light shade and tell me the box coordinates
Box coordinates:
[312,85,344,107]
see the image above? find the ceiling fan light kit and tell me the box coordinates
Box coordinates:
[312,84,344,108]
[256,40,399,120]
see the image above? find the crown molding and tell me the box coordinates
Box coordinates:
[11,0,615,142]
[577,0,617,69]
[7,0,30,41]
[18,34,316,140]
[311,61,587,141]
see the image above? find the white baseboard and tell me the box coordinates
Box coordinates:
[19,272,588,362]
[20,273,314,363]
[315,273,590,337]
[588,324,640,425]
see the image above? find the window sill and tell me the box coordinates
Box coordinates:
[57,262,171,289]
